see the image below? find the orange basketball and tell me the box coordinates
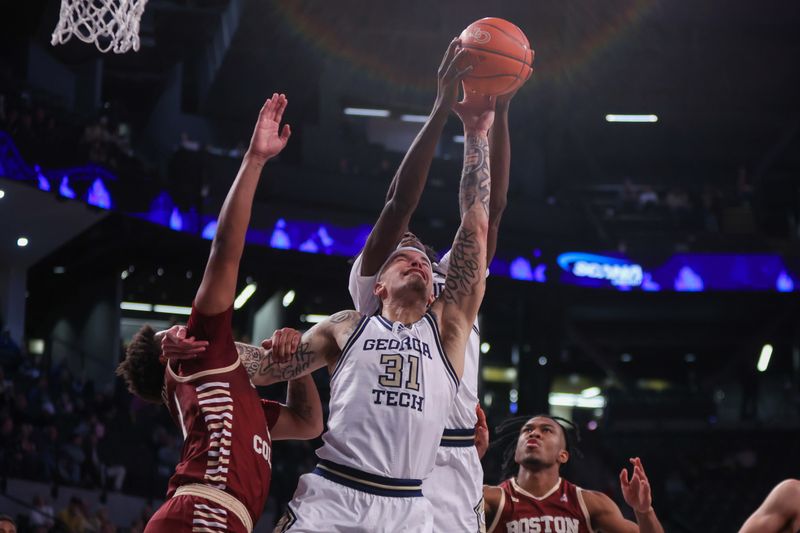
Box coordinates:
[458,17,534,96]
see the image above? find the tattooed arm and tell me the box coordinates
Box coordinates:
[359,39,472,277]
[431,95,494,379]
[247,310,364,387]
[270,374,324,440]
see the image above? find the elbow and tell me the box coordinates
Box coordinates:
[302,415,324,440]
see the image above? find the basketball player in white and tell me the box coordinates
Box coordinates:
[223,88,495,532]
[348,38,515,533]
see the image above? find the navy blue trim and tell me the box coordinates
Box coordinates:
[375,315,394,331]
[313,460,423,497]
[440,428,476,447]
[329,315,369,383]
[472,324,480,337]
[423,312,459,388]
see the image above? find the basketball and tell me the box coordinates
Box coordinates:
[458,17,534,96]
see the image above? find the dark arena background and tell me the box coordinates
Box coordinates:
[1,1,800,532]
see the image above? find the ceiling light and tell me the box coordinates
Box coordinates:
[153,304,192,316]
[300,314,329,324]
[480,342,490,354]
[757,344,773,372]
[17,237,29,247]
[282,290,296,307]
[605,114,658,123]
[343,107,390,117]
[120,302,153,312]
[399,114,428,123]
[0,189,5,199]
[233,283,257,310]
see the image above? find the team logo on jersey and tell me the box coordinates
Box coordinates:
[506,516,581,533]
[560,493,568,503]
[469,27,491,44]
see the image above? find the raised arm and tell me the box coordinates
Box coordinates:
[358,39,472,276]
[739,479,800,533]
[584,458,664,533]
[194,94,290,315]
[431,94,494,379]
[486,89,515,264]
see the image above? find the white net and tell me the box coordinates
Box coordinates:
[51,0,149,54]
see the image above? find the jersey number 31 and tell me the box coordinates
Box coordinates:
[378,354,420,391]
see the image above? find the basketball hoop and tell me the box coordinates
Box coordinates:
[51,0,148,54]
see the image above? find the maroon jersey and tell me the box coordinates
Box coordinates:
[488,477,594,533]
[163,305,281,524]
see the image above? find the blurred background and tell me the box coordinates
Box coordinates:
[1,0,799,531]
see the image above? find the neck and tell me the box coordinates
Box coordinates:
[515,464,561,497]
[381,298,427,325]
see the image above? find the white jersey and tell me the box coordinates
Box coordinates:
[349,251,480,430]
[316,313,459,479]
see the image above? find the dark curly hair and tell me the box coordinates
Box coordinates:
[116,325,165,404]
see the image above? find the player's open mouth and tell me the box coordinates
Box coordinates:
[526,439,541,448]
[406,269,427,281]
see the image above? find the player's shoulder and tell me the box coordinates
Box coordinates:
[328,310,365,325]
[773,479,800,500]
[578,487,616,515]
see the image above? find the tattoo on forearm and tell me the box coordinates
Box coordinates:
[258,342,316,381]
[460,134,491,217]
[236,343,266,378]
[287,379,312,420]
[442,227,481,305]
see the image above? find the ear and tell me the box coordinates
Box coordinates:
[558,449,570,465]
[373,280,387,300]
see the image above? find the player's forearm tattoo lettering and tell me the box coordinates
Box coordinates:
[442,227,481,305]
[258,342,316,381]
[460,134,491,217]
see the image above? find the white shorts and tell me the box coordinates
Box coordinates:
[276,464,433,533]
[422,436,485,533]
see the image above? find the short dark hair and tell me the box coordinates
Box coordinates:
[116,325,165,404]
[495,414,581,479]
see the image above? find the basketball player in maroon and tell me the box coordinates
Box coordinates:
[739,479,800,533]
[117,93,323,533]
[485,416,664,533]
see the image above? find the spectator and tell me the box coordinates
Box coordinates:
[29,494,56,531]
[60,433,86,485]
[638,185,660,211]
[0,515,17,533]
[57,496,89,533]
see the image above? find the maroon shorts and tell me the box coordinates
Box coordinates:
[144,494,249,533]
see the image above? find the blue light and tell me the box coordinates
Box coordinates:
[558,252,643,287]
[509,401,519,414]
[270,219,291,250]
[169,208,184,231]
[87,178,111,209]
[317,226,334,247]
[510,257,534,281]
[202,220,218,240]
[299,239,319,253]
[776,271,795,292]
[533,264,547,283]
[59,176,75,199]
[641,273,661,292]
[34,165,50,191]
[674,266,704,292]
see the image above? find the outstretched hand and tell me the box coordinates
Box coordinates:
[160,325,208,361]
[495,86,519,113]
[248,93,292,163]
[475,404,490,459]
[620,457,654,514]
[262,327,301,364]
[453,92,496,134]
[435,38,474,112]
